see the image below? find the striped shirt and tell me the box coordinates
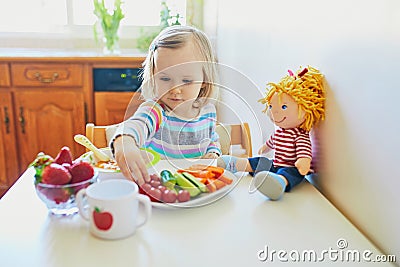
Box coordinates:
[266,127,312,169]
[114,100,221,159]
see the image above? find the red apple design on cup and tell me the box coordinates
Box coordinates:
[93,207,113,231]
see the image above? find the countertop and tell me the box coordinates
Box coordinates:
[0,48,146,62]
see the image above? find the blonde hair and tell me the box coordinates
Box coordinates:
[140,25,218,104]
[259,66,326,131]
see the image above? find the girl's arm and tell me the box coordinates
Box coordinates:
[109,101,163,185]
[204,107,222,157]
[205,130,222,156]
[110,101,164,150]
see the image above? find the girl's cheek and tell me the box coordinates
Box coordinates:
[155,84,169,97]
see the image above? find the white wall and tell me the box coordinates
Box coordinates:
[214,0,400,259]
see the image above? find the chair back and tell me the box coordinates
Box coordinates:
[85,122,252,157]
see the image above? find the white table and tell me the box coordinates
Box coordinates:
[0,167,395,267]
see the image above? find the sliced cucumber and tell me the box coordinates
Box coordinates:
[175,173,201,197]
[181,172,208,193]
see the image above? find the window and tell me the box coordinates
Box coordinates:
[0,0,186,33]
[0,0,186,48]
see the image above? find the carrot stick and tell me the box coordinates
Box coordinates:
[188,164,209,171]
[206,180,217,193]
[213,179,226,190]
[205,166,225,177]
[218,175,233,185]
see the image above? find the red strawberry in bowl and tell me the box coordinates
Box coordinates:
[31,146,98,215]
[37,187,72,204]
[70,161,95,183]
[54,146,73,165]
[41,163,72,185]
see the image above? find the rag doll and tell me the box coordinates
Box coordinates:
[218,66,325,200]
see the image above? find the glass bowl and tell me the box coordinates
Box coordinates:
[35,171,98,216]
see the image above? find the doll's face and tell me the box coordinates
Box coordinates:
[267,93,305,129]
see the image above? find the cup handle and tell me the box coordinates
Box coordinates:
[136,194,151,228]
[76,189,90,221]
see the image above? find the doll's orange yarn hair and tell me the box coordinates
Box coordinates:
[260,66,326,131]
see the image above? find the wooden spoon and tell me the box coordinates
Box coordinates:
[74,134,111,162]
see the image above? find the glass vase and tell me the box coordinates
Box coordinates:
[102,35,120,55]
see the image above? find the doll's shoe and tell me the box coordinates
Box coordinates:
[217,155,238,173]
[250,171,286,200]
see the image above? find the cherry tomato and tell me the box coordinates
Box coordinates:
[150,180,161,188]
[177,190,191,202]
[149,187,162,202]
[157,185,167,193]
[140,183,152,194]
[162,189,177,203]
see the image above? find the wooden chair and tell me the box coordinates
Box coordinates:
[85,122,252,157]
[215,123,252,157]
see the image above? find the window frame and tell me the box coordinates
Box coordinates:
[0,0,195,50]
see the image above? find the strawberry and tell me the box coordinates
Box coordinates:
[29,152,54,184]
[70,161,95,183]
[54,146,73,165]
[38,187,71,204]
[41,163,72,185]
[61,163,71,172]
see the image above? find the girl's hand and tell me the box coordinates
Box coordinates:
[202,152,219,159]
[295,157,311,176]
[113,136,150,185]
[258,144,270,155]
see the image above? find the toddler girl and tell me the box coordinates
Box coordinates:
[111,25,221,185]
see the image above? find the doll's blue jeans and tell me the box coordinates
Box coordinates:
[248,157,305,192]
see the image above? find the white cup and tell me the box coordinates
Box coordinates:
[76,179,151,240]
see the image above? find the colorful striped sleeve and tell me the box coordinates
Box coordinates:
[113,100,164,147]
[203,105,221,155]
[206,128,222,155]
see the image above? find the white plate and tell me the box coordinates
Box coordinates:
[149,167,238,209]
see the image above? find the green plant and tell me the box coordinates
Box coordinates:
[160,1,181,28]
[136,1,181,52]
[93,0,125,53]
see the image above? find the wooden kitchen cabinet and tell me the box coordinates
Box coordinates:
[95,91,143,125]
[0,63,11,87]
[0,92,19,196]
[10,63,87,172]
[0,62,88,197]
[0,53,146,197]
[13,90,86,171]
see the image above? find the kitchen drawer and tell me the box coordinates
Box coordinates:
[11,63,83,87]
[0,63,11,87]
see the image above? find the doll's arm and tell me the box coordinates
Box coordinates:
[258,134,275,155]
[258,144,271,155]
[295,157,311,175]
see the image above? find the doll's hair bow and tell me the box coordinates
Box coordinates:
[288,68,308,78]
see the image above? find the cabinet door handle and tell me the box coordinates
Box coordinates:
[19,107,25,134]
[84,102,88,124]
[3,106,10,134]
[34,72,59,83]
